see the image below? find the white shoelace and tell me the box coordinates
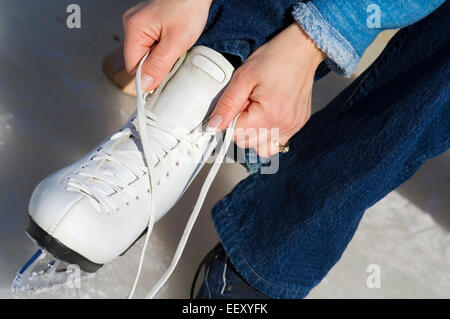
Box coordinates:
[65,56,207,212]
[64,114,184,212]
[128,52,238,299]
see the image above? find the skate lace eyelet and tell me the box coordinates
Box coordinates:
[175,161,180,166]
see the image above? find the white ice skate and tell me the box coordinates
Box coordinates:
[12,46,237,297]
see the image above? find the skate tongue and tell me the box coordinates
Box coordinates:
[149,47,234,134]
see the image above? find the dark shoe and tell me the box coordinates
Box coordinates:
[192,243,271,299]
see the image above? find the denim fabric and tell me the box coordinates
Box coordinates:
[196,0,300,62]
[197,0,444,77]
[292,0,445,76]
[197,0,450,298]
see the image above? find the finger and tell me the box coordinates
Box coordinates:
[255,138,279,158]
[261,125,290,157]
[258,131,293,157]
[123,31,155,75]
[235,101,264,131]
[271,90,312,147]
[234,123,270,149]
[209,70,255,131]
[140,35,185,91]
[234,101,272,148]
[277,89,312,143]
[122,3,156,75]
[234,114,272,149]
[278,135,291,147]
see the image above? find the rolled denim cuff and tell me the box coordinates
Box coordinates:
[292,2,361,77]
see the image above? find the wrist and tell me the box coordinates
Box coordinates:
[288,23,326,68]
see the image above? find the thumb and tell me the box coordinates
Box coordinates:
[209,71,254,131]
[141,36,185,92]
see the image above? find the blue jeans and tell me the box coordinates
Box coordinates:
[195,1,450,298]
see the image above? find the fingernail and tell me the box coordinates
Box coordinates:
[141,73,153,92]
[207,114,223,130]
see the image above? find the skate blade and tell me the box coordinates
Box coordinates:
[11,249,92,294]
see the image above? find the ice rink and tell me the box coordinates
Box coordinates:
[0,0,449,298]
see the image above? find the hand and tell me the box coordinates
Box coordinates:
[209,23,325,157]
[123,0,213,91]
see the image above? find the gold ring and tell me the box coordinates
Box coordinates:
[278,142,290,153]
